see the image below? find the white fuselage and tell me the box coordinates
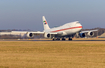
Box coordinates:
[44,21,82,37]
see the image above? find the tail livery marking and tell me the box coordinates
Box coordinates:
[42,16,50,30]
[43,21,47,24]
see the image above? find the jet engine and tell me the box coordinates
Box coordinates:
[27,32,34,38]
[44,33,51,38]
[79,33,85,38]
[87,31,94,36]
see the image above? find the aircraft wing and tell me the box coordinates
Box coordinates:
[11,31,44,34]
[80,29,98,33]
[11,31,63,35]
[29,31,44,35]
[11,31,45,37]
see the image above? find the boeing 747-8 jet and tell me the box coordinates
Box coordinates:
[25,16,97,41]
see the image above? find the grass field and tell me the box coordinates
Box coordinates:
[0,39,105,68]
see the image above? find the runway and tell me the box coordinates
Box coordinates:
[0,38,105,41]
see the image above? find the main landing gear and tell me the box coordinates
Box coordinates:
[68,37,72,41]
[53,38,60,41]
[62,38,66,41]
[52,37,72,41]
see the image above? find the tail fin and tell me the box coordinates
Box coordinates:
[42,16,50,30]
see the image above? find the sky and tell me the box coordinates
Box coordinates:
[0,0,105,31]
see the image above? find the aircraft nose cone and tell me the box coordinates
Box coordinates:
[78,23,82,30]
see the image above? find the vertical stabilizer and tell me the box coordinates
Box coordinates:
[42,16,50,30]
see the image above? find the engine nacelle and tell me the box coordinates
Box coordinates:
[88,31,94,36]
[27,32,34,38]
[79,33,85,38]
[44,33,51,38]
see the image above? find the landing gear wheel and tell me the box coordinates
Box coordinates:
[56,38,60,41]
[52,38,56,41]
[62,38,66,41]
[68,38,72,41]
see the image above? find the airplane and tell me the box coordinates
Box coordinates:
[0,16,98,41]
[25,16,98,41]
